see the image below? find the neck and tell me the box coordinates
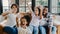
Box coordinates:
[21,25,26,29]
[12,12,17,14]
[35,14,38,16]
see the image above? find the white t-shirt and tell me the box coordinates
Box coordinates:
[30,12,40,27]
[39,18,47,26]
[4,13,17,27]
[18,26,32,34]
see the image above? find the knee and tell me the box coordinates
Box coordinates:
[52,26,56,31]
[39,26,45,31]
[3,26,17,34]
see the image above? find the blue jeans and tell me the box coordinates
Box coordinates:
[29,25,38,34]
[4,26,18,34]
[39,26,56,34]
[52,26,56,34]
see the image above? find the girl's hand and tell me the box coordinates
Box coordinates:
[38,5,43,10]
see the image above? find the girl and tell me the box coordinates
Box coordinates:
[1,4,19,27]
[39,6,56,34]
[18,15,32,34]
[27,3,41,34]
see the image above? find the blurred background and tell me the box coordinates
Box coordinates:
[0,0,60,24]
[0,0,60,14]
[0,0,60,34]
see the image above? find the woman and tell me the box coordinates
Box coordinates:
[1,4,19,27]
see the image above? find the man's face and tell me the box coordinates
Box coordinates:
[44,8,48,14]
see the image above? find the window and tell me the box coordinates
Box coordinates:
[19,0,32,12]
[51,0,60,14]
[57,0,60,14]
[2,0,9,12]
[36,0,48,6]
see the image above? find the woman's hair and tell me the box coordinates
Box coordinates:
[20,15,31,26]
[11,4,19,13]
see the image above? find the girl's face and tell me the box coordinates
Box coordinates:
[34,7,39,15]
[21,18,27,27]
[12,6,17,13]
[43,8,48,14]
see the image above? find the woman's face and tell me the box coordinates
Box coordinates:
[34,7,39,15]
[12,6,17,13]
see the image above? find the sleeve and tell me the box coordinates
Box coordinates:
[48,14,53,27]
[31,11,35,18]
[16,13,20,27]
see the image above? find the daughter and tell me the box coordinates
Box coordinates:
[27,3,42,34]
[18,15,32,34]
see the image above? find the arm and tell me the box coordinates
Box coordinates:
[48,15,53,34]
[16,17,19,27]
[16,12,27,27]
[49,26,52,34]
[2,12,9,16]
[2,10,12,16]
[2,11,11,20]
[39,5,43,19]
[27,3,33,14]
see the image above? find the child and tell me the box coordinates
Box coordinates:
[27,3,41,34]
[39,6,56,34]
[18,15,32,34]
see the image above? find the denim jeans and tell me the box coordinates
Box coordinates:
[39,26,56,34]
[29,25,38,34]
[52,26,56,34]
[4,26,18,34]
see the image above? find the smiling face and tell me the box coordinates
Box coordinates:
[11,4,18,13]
[11,5,17,13]
[21,18,27,26]
[34,7,39,16]
[20,17,28,29]
[43,8,48,14]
